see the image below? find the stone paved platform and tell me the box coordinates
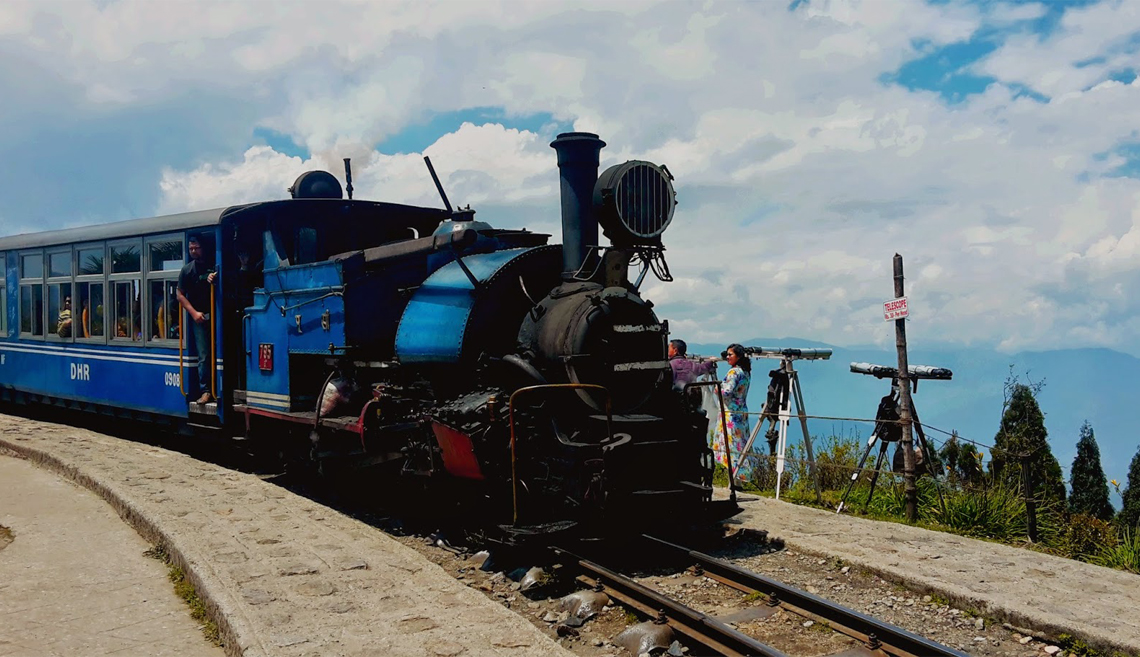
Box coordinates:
[721,491,1140,656]
[0,415,572,657]
[0,454,226,657]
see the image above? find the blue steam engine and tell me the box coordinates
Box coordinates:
[245,132,739,538]
[0,132,740,541]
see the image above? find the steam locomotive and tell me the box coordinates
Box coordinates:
[0,132,740,541]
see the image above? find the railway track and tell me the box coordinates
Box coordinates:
[552,534,971,657]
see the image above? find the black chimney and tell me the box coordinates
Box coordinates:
[550,132,606,277]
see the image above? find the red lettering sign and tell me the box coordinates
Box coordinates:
[883,297,909,321]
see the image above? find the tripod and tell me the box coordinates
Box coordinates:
[735,356,822,503]
[836,379,945,514]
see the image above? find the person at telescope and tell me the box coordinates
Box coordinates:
[712,344,756,480]
[668,339,719,392]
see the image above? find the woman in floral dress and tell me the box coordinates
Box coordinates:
[711,344,756,480]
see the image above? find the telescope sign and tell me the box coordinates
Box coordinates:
[883,296,908,321]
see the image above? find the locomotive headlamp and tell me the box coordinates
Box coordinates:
[593,160,676,246]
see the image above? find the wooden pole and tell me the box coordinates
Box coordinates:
[893,254,918,523]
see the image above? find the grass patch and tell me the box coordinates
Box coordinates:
[808,620,833,634]
[1055,633,1134,657]
[144,544,221,646]
[743,591,764,602]
[1089,526,1140,574]
[0,524,13,549]
[621,609,640,625]
[928,592,951,606]
[729,434,1140,578]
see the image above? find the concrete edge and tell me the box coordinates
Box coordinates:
[770,534,1140,657]
[0,437,261,657]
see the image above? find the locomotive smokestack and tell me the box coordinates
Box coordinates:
[550,132,606,277]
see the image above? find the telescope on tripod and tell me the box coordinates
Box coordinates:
[729,346,831,502]
[850,362,951,387]
[837,361,953,514]
[740,346,833,361]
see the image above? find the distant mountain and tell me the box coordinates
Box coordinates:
[684,338,1140,503]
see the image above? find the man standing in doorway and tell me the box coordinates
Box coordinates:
[177,236,216,405]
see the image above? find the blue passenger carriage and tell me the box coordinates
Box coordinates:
[0,210,225,423]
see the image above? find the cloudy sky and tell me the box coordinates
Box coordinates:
[1,0,1138,356]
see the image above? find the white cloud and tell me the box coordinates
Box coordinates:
[977,0,1140,97]
[157,123,558,215]
[4,0,1140,355]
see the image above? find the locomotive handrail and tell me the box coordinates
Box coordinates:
[278,289,345,314]
[210,286,216,401]
[508,383,613,525]
[683,380,737,503]
[178,308,186,398]
[242,314,252,356]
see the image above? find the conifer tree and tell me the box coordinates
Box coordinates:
[1119,447,1140,529]
[1069,422,1113,521]
[958,443,984,487]
[989,379,1066,503]
[940,433,961,482]
[939,433,984,486]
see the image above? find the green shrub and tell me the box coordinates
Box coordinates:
[925,482,1028,541]
[789,434,864,492]
[1090,526,1140,574]
[1062,513,1117,560]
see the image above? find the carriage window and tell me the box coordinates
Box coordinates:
[148,279,179,341]
[113,280,140,341]
[21,253,42,279]
[48,252,71,278]
[77,281,105,338]
[20,284,43,336]
[48,283,73,338]
[148,239,183,273]
[111,244,140,274]
[144,235,183,345]
[78,247,104,275]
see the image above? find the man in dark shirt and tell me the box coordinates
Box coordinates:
[668,339,719,393]
[177,236,216,405]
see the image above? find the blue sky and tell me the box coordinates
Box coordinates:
[1,0,1140,361]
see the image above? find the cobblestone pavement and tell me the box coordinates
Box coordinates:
[0,416,572,657]
[0,454,226,657]
[720,491,1140,655]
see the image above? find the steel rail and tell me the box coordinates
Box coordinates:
[551,546,788,657]
[643,534,972,657]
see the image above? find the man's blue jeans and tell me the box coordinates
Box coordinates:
[187,316,211,399]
